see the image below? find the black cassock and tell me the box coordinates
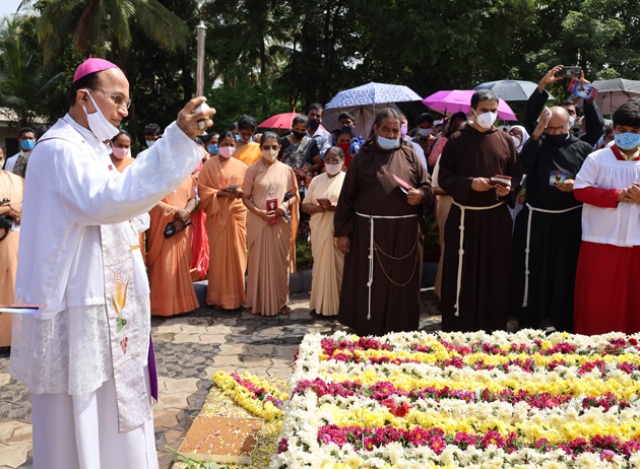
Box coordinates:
[334,140,433,336]
[438,125,523,332]
[511,134,592,332]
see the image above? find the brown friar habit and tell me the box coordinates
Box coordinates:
[438,124,523,333]
[333,139,434,336]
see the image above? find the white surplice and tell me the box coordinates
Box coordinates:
[575,146,640,247]
[9,114,201,469]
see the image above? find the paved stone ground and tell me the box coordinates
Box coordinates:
[0,290,475,469]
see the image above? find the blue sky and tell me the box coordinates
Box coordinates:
[0,0,27,19]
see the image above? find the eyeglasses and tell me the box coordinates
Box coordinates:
[91,89,132,109]
[262,145,278,150]
[546,124,569,132]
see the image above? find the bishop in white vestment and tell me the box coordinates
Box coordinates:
[9,58,215,469]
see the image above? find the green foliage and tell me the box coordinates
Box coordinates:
[0,14,55,126]
[295,240,314,271]
[4,0,640,134]
[33,0,189,64]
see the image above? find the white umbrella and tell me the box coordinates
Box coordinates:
[324,82,422,138]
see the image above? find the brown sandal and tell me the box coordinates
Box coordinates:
[279,306,292,316]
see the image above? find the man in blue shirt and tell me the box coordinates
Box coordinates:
[4,127,35,172]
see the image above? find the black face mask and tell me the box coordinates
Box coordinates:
[309,120,321,130]
[340,126,354,135]
[545,133,570,146]
[292,130,307,140]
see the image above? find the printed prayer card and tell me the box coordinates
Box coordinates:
[490,175,512,187]
[266,198,279,225]
[549,170,568,186]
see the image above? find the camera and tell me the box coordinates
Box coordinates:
[557,66,582,78]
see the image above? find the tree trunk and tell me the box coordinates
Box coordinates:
[259,12,267,77]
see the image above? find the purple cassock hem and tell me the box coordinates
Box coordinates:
[148,334,158,401]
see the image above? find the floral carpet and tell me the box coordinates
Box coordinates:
[271,330,640,468]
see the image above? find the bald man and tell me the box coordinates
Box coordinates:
[10,58,215,469]
[511,106,593,333]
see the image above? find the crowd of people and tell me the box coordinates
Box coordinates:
[0,56,639,469]
[2,65,640,341]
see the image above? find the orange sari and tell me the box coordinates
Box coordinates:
[198,156,248,309]
[234,141,262,166]
[244,160,298,316]
[0,171,24,346]
[147,176,200,316]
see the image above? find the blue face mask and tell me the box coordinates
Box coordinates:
[234,134,241,141]
[569,116,575,128]
[146,140,155,148]
[207,144,219,155]
[376,133,400,151]
[614,132,640,151]
[21,139,35,151]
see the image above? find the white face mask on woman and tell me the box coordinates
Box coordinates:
[82,89,120,141]
[325,163,342,175]
[511,136,521,148]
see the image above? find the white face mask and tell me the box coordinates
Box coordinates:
[511,136,521,148]
[325,163,342,175]
[262,149,278,161]
[82,89,120,141]
[473,110,498,129]
[417,128,433,137]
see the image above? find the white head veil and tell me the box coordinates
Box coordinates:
[507,125,530,152]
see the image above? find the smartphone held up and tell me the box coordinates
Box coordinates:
[556,66,582,78]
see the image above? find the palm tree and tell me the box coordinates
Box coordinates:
[33,0,191,140]
[0,15,47,127]
[34,0,189,64]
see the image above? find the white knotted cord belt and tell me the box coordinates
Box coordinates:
[355,212,418,320]
[522,203,582,307]
[450,200,504,317]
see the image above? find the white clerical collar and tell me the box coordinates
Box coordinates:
[63,113,100,143]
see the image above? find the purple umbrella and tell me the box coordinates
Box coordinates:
[422,90,518,121]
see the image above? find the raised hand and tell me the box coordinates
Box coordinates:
[177,97,216,139]
[538,65,565,93]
